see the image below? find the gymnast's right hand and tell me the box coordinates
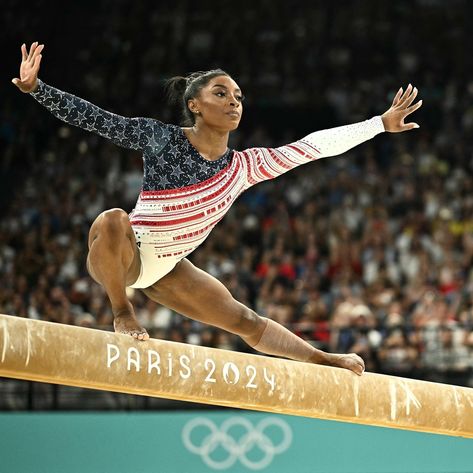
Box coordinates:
[12,42,44,93]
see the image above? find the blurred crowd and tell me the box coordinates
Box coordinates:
[2,0,473,390]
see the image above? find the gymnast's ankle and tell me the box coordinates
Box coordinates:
[308,349,331,365]
[111,303,135,319]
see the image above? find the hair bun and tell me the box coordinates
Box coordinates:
[164,76,187,104]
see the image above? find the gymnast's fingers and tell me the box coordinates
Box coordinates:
[402,86,418,109]
[27,42,37,61]
[32,53,42,73]
[397,83,413,107]
[33,43,45,59]
[30,44,44,67]
[405,99,423,115]
[391,87,403,107]
[21,43,27,62]
[402,121,420,131]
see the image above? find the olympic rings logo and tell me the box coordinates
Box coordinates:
[181,416,293,470]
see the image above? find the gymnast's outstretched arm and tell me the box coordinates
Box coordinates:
[12,42,161,151]
[241,85,422,188]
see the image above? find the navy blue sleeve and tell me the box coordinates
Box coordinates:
[30,79,164,151]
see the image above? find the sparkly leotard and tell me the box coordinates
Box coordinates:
[31,80,384,288]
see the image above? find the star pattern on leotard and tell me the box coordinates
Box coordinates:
[147,165,157,178]
[64,98,75,114]
[155,153,167,168]
[170,165,185,179]
[160,127,172,142]
[144,131,163,151]
[168,143,180,158]
[199,161,211,173]
[76,110,88,126]
[158,174,170,187]
[101,121,113,134]
[31,79,234,191]
[49,101,61,113]
[84,121,96,132]
[89,107,103,121]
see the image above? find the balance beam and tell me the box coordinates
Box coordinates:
[1,314,472,438]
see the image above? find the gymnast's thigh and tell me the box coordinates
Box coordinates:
[142,258,250,331]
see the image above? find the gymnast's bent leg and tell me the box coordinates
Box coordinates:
[86,208,149,340]
[143,258,364,375]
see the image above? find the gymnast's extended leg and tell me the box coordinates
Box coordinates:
[143,258,364,374]
[86,208,149,340]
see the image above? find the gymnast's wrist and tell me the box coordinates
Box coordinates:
[29,79,41,94]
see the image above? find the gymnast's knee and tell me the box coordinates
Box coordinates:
[90,208,131,243]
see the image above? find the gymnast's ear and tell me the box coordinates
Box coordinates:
[187,98,199,115]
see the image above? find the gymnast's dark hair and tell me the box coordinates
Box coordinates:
[165,69,230,126]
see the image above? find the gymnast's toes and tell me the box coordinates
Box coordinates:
[117,328,149,341]
[128,330,149,341]
[132,330,149,341]
[330,353,365,376]
[343,354,365,376]
[113,316,149,341]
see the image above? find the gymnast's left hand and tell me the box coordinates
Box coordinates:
[381,84,422,132]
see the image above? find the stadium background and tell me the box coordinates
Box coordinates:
[1,0,473,409]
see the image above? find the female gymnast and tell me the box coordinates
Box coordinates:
[12,42,422,376]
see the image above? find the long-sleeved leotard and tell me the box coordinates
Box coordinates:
[31,80,385,288]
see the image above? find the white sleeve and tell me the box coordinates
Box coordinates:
[299,116,385,158]
[240,116,385,188]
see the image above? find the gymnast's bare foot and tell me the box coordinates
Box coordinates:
[324,353,365,376]
[113,308,149,341]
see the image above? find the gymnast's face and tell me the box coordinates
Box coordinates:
[188,75,244,131]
